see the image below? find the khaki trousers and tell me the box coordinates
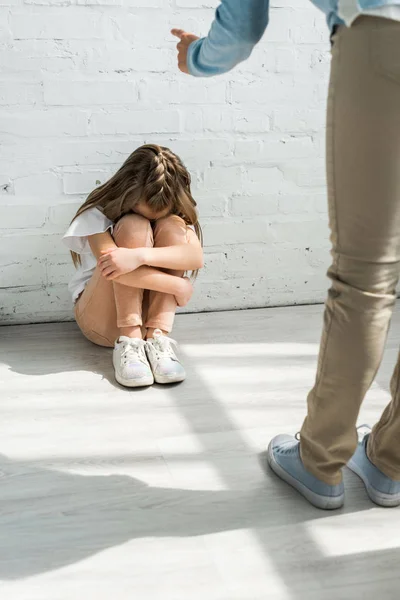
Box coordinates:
[300,17,400,484]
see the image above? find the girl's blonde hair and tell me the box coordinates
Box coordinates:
[70,144,203,277]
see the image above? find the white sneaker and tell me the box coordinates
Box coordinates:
[113,336,154,388]
[146,329,186,384]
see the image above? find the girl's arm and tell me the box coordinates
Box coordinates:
[88,232,192,306]
[88,231,118,257]
[141,236,204,271]
[97,230,204,275]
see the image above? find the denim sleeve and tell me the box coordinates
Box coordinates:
[187,0,270,77]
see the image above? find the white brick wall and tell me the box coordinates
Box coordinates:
[0,0,332,325]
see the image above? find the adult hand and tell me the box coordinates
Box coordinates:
[98,248,144,280]
[171,29,199,74]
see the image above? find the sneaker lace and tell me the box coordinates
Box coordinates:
[121,339,147,365]
[150,335,178,361]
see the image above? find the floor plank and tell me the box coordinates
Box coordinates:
[1,305,400,599]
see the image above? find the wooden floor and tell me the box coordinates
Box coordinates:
[1,305,400,600]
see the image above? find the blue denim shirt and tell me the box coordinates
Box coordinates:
[187,0,400,77]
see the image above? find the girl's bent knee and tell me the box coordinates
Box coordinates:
[154,215,188,245]
[113,214,153,248]
[154,215,186,234]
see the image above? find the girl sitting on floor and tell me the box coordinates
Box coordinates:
[63,144,203,388]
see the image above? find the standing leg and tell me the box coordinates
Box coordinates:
[369,356,400,480]
[268,17,400,509]
[300,17,400,485]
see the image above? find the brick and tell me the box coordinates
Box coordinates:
[44,79,138,106]
[272,108,325,133]
[196,193,227,218]
[229,76,295,106]
[0,174,13,194]
[0,204,47,229]
[0,40,75,73]
[46,259,75,286]
[243,166,284,194]
[0,82,42,106]
[169,139,231,163]
[90,110,180,135]
[48,202,81,228]
[14,173,61,196]
[203,107,233,132]
[175,1,215,6]
[233,110,271,133]
[140,78,227,106]
[98,47,173,73]
[0,286,72,325]
[282,159,326,187]
[63,170,113,195]
[230,194,279,217]
[77,0,122,5]
[233,140,262,162]
[201,251,227,281]
[0,110,89,137]
[202,219,269,247]
[0,259,47,287]
[203,166,243,193]
[0,232,64,259]
[279,192,317,214]
[268,219,330,248]
[24,0,73,4]
[117,12,174,46]
[290,13,328,45]
[10,10,108,40]
[52,140,141,167]
[263,9,291,43]
[127,0,168,6]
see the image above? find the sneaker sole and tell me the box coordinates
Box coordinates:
[267,441,344,510]
[115,373,154,388]
[154,373,186,385]
[348,459,400,508]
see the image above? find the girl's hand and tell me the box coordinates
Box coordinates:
[175,277,193,307]
[98,248,144,280]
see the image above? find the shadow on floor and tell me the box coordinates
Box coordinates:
[1,307,399,598]
[0,452,374,584]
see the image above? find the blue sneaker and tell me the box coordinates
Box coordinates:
[267,434,345,510]
[348,429,400,508]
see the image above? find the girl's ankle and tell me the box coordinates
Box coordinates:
[146,328,168,340]
[119,325,142,339]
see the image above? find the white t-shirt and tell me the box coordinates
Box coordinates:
[63,208,114,303]
[338,0,400,25]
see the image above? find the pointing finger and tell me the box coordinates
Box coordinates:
[171,28,186,40]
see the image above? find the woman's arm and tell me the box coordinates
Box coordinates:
[88,232,192,306]
[173,0,270,77]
